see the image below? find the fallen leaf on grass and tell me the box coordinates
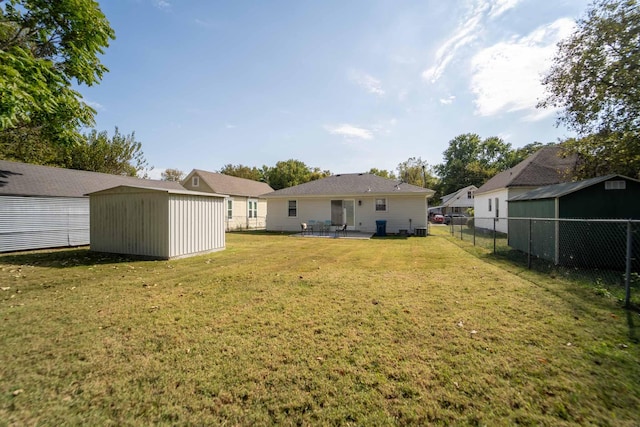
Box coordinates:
[12,389,23,396]
[1,287,10,291]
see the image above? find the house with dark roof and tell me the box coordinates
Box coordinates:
[0,159,184,253]
[506,174,640,268]
[474,145,579,233]
[181,169,273,231]
[440,185,477,215]
[261,173,435,234]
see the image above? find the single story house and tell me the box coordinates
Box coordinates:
[182,169,273,231]
[474,145,579,234]
[507,174,640,269]
[261,173,435,234]
[88,185,226,259]
[0,159,184,253]
[440,185,477,215]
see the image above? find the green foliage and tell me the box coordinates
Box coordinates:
[435,134,515,196]
[264,159,330,190]
[562,131,640,179]
[540,0,640,137]
[58,128,148,177]
[161,168,185,182]
[367,168,397,180]
[0,0,115,145]
[219,164,264,181]
[395,157,437,189]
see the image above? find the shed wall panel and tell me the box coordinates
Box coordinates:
[168,195,225,258]
[90,193,169,257]
[0,196,89,252]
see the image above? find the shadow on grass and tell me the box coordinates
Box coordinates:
[0,247,140,268]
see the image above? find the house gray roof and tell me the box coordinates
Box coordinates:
[476,145,579,195]
[508,174,638,201]
[187,169,273,197]
[0,159,184,197]
[262,173,435,197]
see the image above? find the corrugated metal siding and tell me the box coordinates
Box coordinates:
[90,193,169,257]
[168,195,225,258]
[0,196,89,252]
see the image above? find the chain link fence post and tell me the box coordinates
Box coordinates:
[625,220,632,308]
[493,217,496,254]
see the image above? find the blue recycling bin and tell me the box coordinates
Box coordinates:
[375,220,387,236]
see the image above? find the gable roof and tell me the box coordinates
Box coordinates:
[186,169,273,197]
[476,145,579,195]
[508,174,639,201]
[441,185,477,207]
[87,185,226,198]
[262,173,434,198]
[0,159,184,198]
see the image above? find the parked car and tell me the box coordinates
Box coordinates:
[431,214,445,224]
[444,213,468,225]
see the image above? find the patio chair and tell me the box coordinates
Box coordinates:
[300,222,308,235]
[334,224,347,237]
[307,220,316,235]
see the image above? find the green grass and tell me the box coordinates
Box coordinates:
[1,233,639,425]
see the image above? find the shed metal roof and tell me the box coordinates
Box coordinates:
[0,159,184,197]
[86,185,227,197]
[262,173,434,197]
[508,174,639,201]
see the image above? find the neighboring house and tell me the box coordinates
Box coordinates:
[440,185,477,215]
[0,159,184,253]
[261,173,435,234]
[507,174,640,269]
[182,170,273,231]
[88,185,226,259]
[474,145,578,234]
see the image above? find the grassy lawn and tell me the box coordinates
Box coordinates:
[1,232,639,425]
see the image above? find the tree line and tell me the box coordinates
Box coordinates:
[2,0,639,190]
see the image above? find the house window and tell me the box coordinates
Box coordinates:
[495,198,499,218]
[248,199,257,218]
[467,191,473,199]
[192,176,199,187]
[375,198,387,212]
[227,199,233,220]
[488,198,492,212]
[605,180,626,190]
[288,200,297,217]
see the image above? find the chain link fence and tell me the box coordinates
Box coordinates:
[442,217,640,309]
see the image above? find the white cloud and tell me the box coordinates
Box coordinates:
[85,100,104,111]
[422,0,522,83]
[225,124,237,129]
[154,0,171,11]
[440,96,456,105]
[469,18,575,120]
[325,124,374,140]
[349,70,385,96]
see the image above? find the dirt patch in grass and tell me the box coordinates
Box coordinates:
[1,234,639,425]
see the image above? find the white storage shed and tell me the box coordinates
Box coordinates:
[88,185,226,259]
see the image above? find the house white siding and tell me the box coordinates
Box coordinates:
[266,195,428,234]
[474,187,537,234]
[224,197,267,230]
[90,187,225,259]
[0,196,89,253]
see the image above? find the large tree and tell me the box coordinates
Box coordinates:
[435,134,514,196]
[57,128,148,177]
[395,157,438,189]
[0,0,115,145]
[264,159,330,190]
[539,0,640,178]
[161,168,185,182]
[219,163,264,181]
[367,168,397,180]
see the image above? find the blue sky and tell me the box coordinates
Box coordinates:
[83,0,590,179]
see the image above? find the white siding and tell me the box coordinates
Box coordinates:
[266,195,428,234]
[168,195,225,258]
[474,187,536,234]
[0,196,89,253]
[224,197,267,231]
[90,192,170,257]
